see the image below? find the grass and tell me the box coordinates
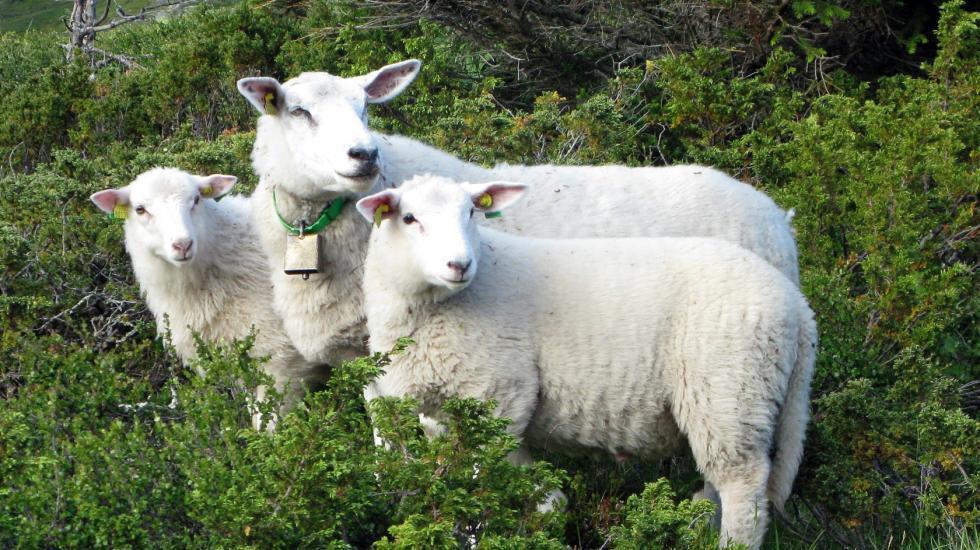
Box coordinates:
[0,0,165,33]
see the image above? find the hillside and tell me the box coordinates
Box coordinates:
[0,0,159,32]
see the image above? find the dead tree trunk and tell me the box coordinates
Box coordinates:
[63,0,198,69]
[65,0,108,64]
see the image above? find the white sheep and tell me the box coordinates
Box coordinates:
[90,167,329,430]
[355,175,817,550]
[234,60,799,368]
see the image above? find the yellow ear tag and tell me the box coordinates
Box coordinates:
[200,185,213,198]
[479,192,502,218]
[264,92,277,115]
[112,204,129,220]
[374,203,390,227]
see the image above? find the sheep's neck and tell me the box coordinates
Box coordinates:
[269,184,347,230]
[130,247,229,336]
[261,181,373,281]
[273,187,347,236]
[364,248,457,353]
[365,284,428,353]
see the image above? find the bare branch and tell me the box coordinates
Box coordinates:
[64,0,200,69]
[95,0,113,27]
[86,45,141,69]
[91,10,150,33]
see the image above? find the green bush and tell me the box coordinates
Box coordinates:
[608,479,720,550]
[0,335,564,546]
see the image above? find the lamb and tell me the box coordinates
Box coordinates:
[90,168,329,430]
[355,175,817,550]
[235,59,799,367]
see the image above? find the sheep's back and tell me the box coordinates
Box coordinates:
[485,164,799,285]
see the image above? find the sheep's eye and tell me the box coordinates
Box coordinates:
[289,106,311,119]
[135,205,147,215]
[402,213,417,225]
[469,208,475,218]
[193,196,200,206]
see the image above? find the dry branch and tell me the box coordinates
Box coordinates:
[63,0,201,69]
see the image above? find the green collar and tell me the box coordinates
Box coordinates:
[272,187,349,236]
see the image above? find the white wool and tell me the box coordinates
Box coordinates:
[241,64,798,369]
[359,176,816,549]
[377,134,800,284]
[100,167,327,430]
[249,179,372,365]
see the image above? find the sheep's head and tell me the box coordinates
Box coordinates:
[356,176,527,297]
[237,60,421,198]
[90,168,237,266]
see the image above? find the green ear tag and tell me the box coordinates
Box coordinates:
[484,211,502,219]
[374,203,390,228]
[200,185,213,198]
[112,204,129,220]
[264,92,278,115]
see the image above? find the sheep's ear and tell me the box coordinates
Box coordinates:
[196,174,237,199]
[356,189,401,227]
[357,59,421,104]
[463,181,528,215]
[90,188,130,218]
[237,77,285,115]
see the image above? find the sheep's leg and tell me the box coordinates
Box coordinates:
[252,372,310,433]
[363,382,387,447]
[278,378,306,414]
[251,383,278,433]
[421,413,564,512]
[692,481,722,529]
[419,414,447,438]
[537,487,567,513]
[364,388,450,447]
[679,421,770,545]
[708,458,771,550]
[507,445,533,466]
[507,446,566,513]
[692,480,720,503]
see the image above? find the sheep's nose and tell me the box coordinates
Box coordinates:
[447,260,472,276]
[348,146,378,163]
[172,238,193,255]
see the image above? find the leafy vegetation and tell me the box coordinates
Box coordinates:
[0,0,976,547]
